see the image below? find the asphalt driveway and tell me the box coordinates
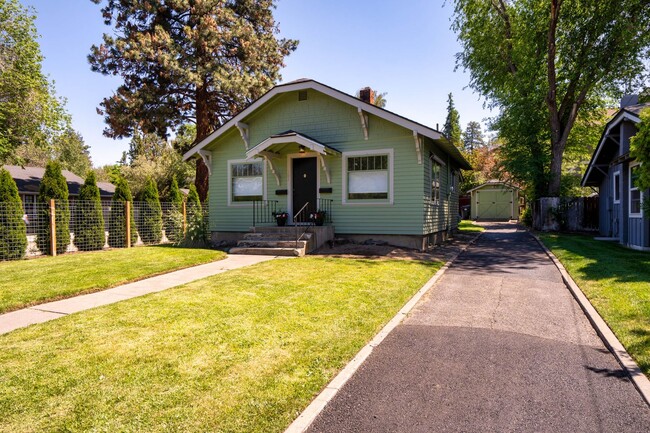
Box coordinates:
[306,223,650,432]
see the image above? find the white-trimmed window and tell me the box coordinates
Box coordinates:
[342,150,393,204]
[613,171,621,204]
[229,160,265,204]
[630,164,642,216]
[430,156,441,205]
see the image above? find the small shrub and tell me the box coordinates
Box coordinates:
[520,207,533,227]
[37,161,70,255]
[108,177,138,248]
[0,168,27,260]
[164,178,184,243]
[137,177,163,244]
[75,172,105,251]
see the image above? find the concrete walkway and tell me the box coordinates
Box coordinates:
[307,223,650,432]
[0,254,277,335]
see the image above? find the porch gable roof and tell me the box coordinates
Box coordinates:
[245,131,341,160]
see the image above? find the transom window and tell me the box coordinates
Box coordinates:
[630,164,642,216]
[346,154,389,200]
[430,157,441,204]
[230,161,264,203]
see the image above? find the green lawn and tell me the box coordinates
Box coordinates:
[458,220,485,233]
[0,257,440,433]
[0,246,226,313]
[539,233,650,374]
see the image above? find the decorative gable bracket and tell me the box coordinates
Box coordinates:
[358,108,369,140]
[413,131,423,165]
[198,150,212,176]
[259,151,281,186]
[236,122,250,149]
[318,154,331,184]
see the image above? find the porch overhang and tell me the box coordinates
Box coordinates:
[245,131,342,160]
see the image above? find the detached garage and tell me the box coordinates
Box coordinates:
[469,181,521,221]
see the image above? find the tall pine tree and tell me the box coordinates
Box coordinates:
[443,93,462,148]
[37,161,70,255]
[88,0,298,202]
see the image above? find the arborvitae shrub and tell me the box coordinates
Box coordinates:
[137,177,163,244]
[108,177,138,247]
[75,172,105,251]
[0,168,27,260]
[183,184,207,246]
[165,178,184,243]
[37,161,70,255]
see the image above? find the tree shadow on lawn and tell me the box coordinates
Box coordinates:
[543,233,650,285]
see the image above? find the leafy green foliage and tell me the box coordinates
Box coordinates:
[443,93,461,147]
[0,168,26,260]
[0,0,68,162]
[75,172,105,251]
[165,178,184,243]
[36,161,70,255]
[88,0,298,201]
[108,177,137,248]
[137,177,163,244]
[452,0,650,197]
[630,108,650,213]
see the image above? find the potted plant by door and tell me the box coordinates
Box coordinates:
[273,211,289,226]
[309,210,326,226]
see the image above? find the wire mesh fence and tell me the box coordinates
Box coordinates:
[0,200,210,261]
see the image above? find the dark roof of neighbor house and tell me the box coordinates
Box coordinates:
[184,79,472,170]
[581,102,650,187]
[3,165,115,197]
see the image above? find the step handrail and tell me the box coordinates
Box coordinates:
[293,202,314,248]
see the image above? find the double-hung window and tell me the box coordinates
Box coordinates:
[343,150,392,203]
[630,164,642,216]
[229,160,264,204]
[430,157,441,205]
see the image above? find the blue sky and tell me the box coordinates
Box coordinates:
[24,0,492,167]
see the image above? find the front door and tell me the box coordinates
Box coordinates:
[292,157,317,220]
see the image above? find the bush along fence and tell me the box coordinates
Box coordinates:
[0,199,209,261]
[532,196,599,232]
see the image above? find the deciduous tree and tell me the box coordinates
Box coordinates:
[88,0,298,202]
[630,108,650,213]
[452,0,650,197]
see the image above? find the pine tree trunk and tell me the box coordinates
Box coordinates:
[194,83,211,203]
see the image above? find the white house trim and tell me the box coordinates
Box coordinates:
[183,79,470,169]
[235,122,250,149]
[613,170,621,204]
[198,150,212,176]
[341,148,394,206]
[358,108,369,140]
[245,132,341,160]
[413,131,422,165]
[629,162,643,218]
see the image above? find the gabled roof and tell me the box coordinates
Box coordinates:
[581,103,649,187]
[183,79,471,170]
[3,165,115,197]
[246,130,341,159]
[466,180,521,193]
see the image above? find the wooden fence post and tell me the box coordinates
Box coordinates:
[125,201,131,248]
[49,199,57,257]
[182,201,187,235]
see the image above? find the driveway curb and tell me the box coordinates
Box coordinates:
[284,232,483,433]
[533,234,650,407]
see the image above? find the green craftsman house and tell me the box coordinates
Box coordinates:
[184,79,471,254]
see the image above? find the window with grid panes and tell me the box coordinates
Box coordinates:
[346,154,389,200]
[230,161,264,202]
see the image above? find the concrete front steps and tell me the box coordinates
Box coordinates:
[229,226,334,256]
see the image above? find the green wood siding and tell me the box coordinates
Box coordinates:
[423,139,459,234]
[205,89,461,235]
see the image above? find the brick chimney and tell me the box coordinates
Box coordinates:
[359,87,374,105]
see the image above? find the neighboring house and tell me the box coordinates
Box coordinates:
[3,165,115,223]
[582,96,650,251]
[468,180,521,221]
[184,79,471,251]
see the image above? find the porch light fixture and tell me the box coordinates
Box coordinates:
[299,145,306,153]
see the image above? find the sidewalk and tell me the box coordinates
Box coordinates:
[0,254,278,335]
[306,223,650,432]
